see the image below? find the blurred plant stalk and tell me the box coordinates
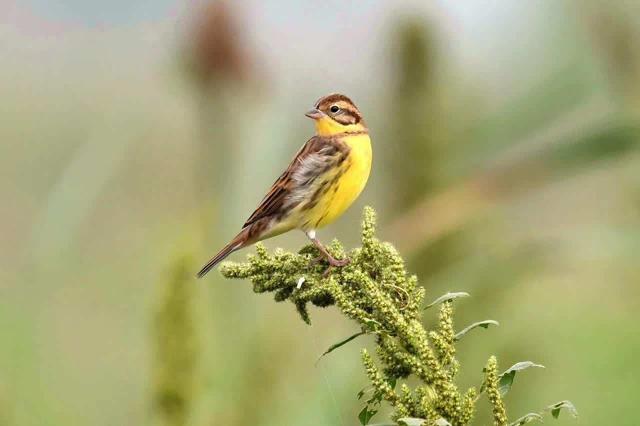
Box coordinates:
[580,2,640,112]
[384,17,463,279]
[153,257,198,426]
[185,1,256,236]
[388,18,443,209]
[159,4,268,425]
[384,92,630,255]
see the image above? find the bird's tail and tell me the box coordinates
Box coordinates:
[197,227,251,278]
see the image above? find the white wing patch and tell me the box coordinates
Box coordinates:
[288,147,335,205]
[291,148,331,184]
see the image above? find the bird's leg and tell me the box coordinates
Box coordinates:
[309,253,324,266]
[311,238,350,267]
[305,230,350,275]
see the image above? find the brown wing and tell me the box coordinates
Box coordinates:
[242,136,343,228]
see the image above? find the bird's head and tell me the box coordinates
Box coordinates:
[305,93,367,136]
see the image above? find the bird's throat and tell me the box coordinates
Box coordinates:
[314,116,367,137]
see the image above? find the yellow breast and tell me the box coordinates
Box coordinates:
[310,133,372,228]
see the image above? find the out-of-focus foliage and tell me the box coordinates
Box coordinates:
[382,17,465,284]
[2,1,640,425]
[388,19,442,208]
[153,256,198,426]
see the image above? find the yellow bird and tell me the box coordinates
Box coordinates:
[197,93,372,278]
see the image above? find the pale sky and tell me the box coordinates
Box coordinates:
[1,1,578,109]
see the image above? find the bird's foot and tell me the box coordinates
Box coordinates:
[321,256,350,277]
[327,256,350,268]
[309,255,324,267]
[309,255,349,277]
[306,235,350,276]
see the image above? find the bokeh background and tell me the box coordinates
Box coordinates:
[2,1,639,425]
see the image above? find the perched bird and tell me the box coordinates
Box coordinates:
[197,93,372,278]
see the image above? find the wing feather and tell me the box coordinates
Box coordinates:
[242,136,343,228]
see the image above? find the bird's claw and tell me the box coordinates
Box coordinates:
[308,249,350,277]
[322,256,350,277]
[327,257,350,267]
[309,255,324,267]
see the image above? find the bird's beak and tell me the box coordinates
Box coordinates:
[305,108,324,120]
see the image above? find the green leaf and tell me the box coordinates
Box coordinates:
[388,377,397,390]
[359,406,378,425]
[317,331,366,363]
[509,413,543,425]
[367,389,384,405]
[499,371,527,396]
[499,361,545,396]
[454,320,499,341]
[424,292,470,309]
[363,318,385,332]
[546,400,578,419]
[357,387,368,400]
[434,419,452,426]
[398,418,428,426]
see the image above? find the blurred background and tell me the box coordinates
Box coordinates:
[2,0,639,425]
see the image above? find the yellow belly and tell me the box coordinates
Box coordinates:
[299,133,372,230]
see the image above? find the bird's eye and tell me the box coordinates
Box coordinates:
[330,105,340,113]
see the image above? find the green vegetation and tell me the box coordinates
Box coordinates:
[220,208,576,426]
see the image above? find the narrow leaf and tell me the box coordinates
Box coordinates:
[502,361,545,374]
[357,387,368,400]
[454,320,499,341]
[363,318,384,331]
[317,331,366,363]
[398,418,428,426]
[499,361,545,396]
[498,372,516,396]
[509,413,543,426]
[546,400,578,419]
[359,406,378,425]
[424,292,470,309]
[388,377,397,390]
[367,389,384,405]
